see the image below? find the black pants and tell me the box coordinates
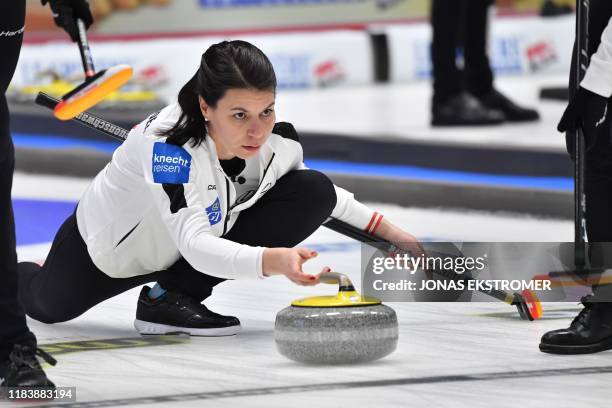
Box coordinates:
[567,0,612,243]
[565,0,612,298]
[431,0,495,104]
[0,0,36,363]
[18,170,336,324]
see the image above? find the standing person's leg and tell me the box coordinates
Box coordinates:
[464,0,494,98]
[0,0,29,364]
[0,91,35,374]
[430,0,504,126]
[582,0,612,330]
[431,0,463,106]
[584,144,612,291]
[135,169,337,335]
[466,0,540,122]
[540,139,612,353]
[540,0,612,354]
[585,158,612,244]
[574,0,612,243]
[0,0,56,388]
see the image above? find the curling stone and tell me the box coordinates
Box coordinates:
[274,272,398,364]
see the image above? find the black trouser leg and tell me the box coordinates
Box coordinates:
[585,157,612,243]
[568,0,612,299]
[584,155,612,301]
[464,0,494,97]
[431,0,463,104]
[0,0,35,362]
[572,0,612,242]
[18,213,165,323]
[19,170,336,323]
[223,169,336,247]
[17,212,223,322]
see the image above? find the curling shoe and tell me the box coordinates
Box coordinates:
[134,286,241,336]
[1,344,56,389]
[431,92,505,127]
[540,296,612,354]
[476,89,540,123]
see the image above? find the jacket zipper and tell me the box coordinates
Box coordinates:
[222,177,231,235]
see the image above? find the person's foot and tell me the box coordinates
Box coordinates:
[476,89,540,123]
[134,286,241,336]
[0,344,56,389]
[431,92,505,127]
[540,296,612,354]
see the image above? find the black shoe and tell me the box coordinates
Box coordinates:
[134,286,241,336]
[0,344,56,388]
[477,89,540,123]
[431,92,505,127]
[539,296,612,354]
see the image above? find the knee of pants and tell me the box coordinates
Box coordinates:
[18,262,75,324]
[31,312,65,325]
[291,170,337,216]
[27,300,80,324]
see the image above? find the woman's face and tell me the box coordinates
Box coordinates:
[199,88,276,160]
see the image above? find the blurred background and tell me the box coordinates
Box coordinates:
[23,0,573,33]
[10,0,578,219]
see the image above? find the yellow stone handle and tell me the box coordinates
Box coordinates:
[319,272,355,291]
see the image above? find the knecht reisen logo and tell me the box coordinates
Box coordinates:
[152,143,192,184]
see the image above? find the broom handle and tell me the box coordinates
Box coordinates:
[322,218,515,304]
[76,18,96,77]
[574,0,590,270]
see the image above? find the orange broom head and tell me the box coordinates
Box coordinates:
[53,64,133,121]
[522,289,543,320]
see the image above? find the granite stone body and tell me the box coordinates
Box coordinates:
[274,304,398,364]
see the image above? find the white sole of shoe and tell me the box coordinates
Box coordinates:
[133,319,241,337]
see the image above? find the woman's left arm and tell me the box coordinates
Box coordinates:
[330,184,424,256]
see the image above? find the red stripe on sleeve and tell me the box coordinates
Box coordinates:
[370,214,384,236]
[364,212,378,234]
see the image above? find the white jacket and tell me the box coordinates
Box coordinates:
[76,103,377,280]
[582,17,612,97]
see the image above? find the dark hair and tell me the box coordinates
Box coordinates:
[162,40,277,146]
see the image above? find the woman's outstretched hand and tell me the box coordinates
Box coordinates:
[262,247,331,286]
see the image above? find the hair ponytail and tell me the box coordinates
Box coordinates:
[162,72,207,147]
